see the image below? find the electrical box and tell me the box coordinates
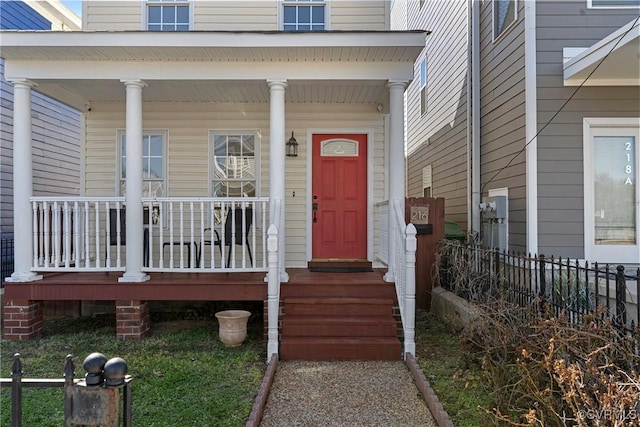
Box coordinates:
[480,195,508,251]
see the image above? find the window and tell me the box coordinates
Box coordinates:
[419,58,428,116]
[422,165,432,198]
[584,118,640,264]
[283,0,325,31]
[210,132,259,197]
[588,0,640,7]
[118,131,166,198]
[147,0,190,31]
[493,0,516,40]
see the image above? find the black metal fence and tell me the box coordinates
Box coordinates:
[0,353,132,427]
[437,241,640,332]
[1,237,14,286]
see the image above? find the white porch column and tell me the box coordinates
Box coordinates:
[7,79,42,282]
[267,79,289,282]
[384,80,408,283]
[119,79,149,283]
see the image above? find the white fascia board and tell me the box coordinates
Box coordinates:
[5,60,415,82]
[23,0,82,30]
[563,17,640,86]
[0,30,427,50]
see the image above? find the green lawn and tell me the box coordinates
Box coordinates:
[414,309,496,427]
[1,313,266,427]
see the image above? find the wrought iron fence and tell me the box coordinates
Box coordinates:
[437,241,640,332]
[1,238,14,286]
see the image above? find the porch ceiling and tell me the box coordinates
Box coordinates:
[1,30,427,109]
[564,17,640,86]
[35,79,391,105]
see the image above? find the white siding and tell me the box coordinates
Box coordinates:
[331,0,388,30]
[85,1,142,31]
[194,1,278,31]
[84,0,389,31]
[0,60,81,238]
[403,0,470,228]
[85,102,385,267]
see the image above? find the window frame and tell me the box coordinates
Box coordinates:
[587,0,640,8]
[492,0,517,41]
[116,130,168,199]
[583,117,640,264]
[145,0,191,32]
[419,57,428,116]
[208,130,261,199]
[280,0,328,31]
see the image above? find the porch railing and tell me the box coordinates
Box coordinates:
[391,199,417,357]
[30,197,269,273]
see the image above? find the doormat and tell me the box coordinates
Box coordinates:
[308,261,373,273]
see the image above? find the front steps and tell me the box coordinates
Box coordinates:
[279,274,402,361]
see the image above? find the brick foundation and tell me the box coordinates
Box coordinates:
[116,300,150,339]
[3,299,44,341]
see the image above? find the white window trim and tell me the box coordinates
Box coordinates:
[492,0,518,42]
[419,57,427,116]
[278,0,330,31]
[116,129,169,198]
[583,117,640,264]
[587,0,640,8]
[208,129,261,198]
[142,0,193,31]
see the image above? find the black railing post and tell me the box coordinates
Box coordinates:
[11,353,22,427]
[615,265,627,327]
[538,254,546,314]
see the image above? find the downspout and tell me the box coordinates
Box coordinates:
[470,0,481,241]
[524,0,539,255]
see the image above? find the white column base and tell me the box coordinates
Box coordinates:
[280,271,289,282]
[5,273,43,283]
[118,273,150,283]
[383,271,395,283]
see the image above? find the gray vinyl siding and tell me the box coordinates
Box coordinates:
[536,0,640,259]
[479,0,527,251]
[403,0,469,230]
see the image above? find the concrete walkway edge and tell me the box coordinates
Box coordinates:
[405,353,454,427]
[246,356,279,427]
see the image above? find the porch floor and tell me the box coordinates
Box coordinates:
[3,268,390,302]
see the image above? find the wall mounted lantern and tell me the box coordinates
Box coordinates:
[286,131,298,157]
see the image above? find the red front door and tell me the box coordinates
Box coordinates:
[312,134,367,260]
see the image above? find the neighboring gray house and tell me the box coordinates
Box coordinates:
[394,0,639,264]
[0,0,81,280]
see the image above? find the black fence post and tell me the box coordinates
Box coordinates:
[63,355,74,424]
[538,254,546,314]
[615,265,627,327]
[11,354,22,427]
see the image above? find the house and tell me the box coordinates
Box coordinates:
[396,0,639,264]
[1,0,427,361]
[0,0,81,284]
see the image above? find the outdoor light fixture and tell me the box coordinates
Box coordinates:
[286,131,298,157]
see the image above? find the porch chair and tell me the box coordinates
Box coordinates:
[200,207,253,268]
[106,208,149,268]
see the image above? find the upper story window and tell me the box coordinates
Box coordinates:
[493,0,516,40]
[283,0,325,31]
[147,0,190,31]
[118,131,167,198]
[419,57,428,116]
[588,0,640,7]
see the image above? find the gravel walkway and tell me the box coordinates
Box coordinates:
[259,361,438,427]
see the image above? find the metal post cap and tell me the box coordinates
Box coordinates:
[104,357,128,387]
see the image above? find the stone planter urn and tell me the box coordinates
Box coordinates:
[215,310,251,347]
